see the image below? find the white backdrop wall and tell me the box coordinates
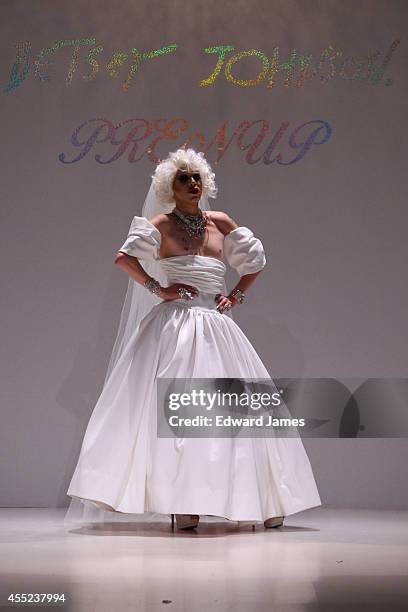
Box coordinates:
[1,0,407,509]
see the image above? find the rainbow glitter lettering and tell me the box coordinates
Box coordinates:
[3,39,400,93]
[59,117,332,166]
[199,40,400,88]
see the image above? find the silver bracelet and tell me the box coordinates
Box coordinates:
[229,288,245,304]
[144,277,162,296]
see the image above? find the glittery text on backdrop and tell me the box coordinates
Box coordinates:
[2,39,400,164]
[3,39,399,90]
[58,118,332,165]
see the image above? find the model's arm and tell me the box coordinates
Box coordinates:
[114,252,152,284]
[211,212,264,311]
[115,252,201,301]
[114,214,167,283]
[228,270,263,302]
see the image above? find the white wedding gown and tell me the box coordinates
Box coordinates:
[65,217,321,526]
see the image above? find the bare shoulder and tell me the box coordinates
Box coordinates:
[207,211,239,236]
[147,213,171,232]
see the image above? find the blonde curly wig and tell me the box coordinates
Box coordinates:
[151,148,218,205]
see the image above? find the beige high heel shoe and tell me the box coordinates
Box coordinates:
[175,514,200,530]
[264,516,284,528]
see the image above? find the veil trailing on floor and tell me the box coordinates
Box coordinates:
[64,176,235,530]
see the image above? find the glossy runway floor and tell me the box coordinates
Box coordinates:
[1,507,407,611]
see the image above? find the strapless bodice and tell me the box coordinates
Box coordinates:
[159,254,226,293]
[159,254,226,310]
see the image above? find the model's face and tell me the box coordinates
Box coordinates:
[172,167,202,206]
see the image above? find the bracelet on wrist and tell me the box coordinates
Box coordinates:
[143,277,162,296]
[229,288,245,304]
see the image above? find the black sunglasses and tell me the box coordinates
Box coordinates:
[176,172,202,184]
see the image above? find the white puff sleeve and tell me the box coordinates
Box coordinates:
[223,226,266,276]
[118,216,161,261]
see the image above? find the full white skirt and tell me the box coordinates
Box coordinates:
[66,294,322,525]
